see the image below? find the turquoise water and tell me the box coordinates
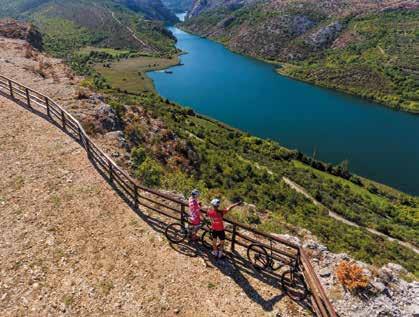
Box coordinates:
[149,26,419,195]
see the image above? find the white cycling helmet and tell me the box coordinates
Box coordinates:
[191,189,200,197]
[210,198,221,207]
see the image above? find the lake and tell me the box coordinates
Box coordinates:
[149,19,419,195]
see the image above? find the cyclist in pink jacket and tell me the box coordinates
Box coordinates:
[188,189,202,240]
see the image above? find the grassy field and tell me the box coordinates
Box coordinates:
[79,47,132,57]
[94,56,180,93]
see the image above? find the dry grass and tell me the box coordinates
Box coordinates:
[336,261,370,291]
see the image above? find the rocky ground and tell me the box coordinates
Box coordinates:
[0,34,418,317]
[0,93,311,316]
[293,237,419,317]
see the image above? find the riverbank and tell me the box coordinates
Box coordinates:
[180,7,419,115]
[277,64,419,115]
[183,30,419,114]
[148,26,419,196]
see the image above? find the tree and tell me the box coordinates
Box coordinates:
[131,146,146,168]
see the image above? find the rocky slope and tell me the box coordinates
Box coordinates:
[1,92,311,317]
[0,33,308,317]
[187,0,257,18]
[183,0,419,113]
[0,19,42,49]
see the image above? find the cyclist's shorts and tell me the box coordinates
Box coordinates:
[211,230,226,240]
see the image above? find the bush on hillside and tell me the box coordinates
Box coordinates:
[336,261,370,292]
[131,146,147,168]
[135,158,163,187]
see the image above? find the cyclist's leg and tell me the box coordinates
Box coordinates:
[218,231,226,258]
[191,224,200,240]
[211,231,218,256]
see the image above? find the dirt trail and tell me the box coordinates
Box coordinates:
[282,177,419,254]
[108,9,153,51]
[0,95,311,316]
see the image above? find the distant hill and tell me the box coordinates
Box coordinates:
[0,0,178,22]
[0,0,178,56]
[161,0,193,13]
[183,0,419,113]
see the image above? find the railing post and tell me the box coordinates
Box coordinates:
[61,110,66,130]
[109,161,113,182]
[231,224,237,252]
[85,138,91,159]
[45,97,51,117]
[181,204,185,226]
[8,80,14,99]
[78,125,83,144]
[25,88,31,107]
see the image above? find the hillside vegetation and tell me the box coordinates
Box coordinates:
[56,43,419,276]
[86,85,419,275]
[183,0,419,113]
[0,0,178,57]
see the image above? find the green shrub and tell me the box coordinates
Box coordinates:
[131,146,147,168]
[135,158,163,187]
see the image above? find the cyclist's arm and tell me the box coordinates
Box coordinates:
[225,201,243,213]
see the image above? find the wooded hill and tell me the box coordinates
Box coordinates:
[0,0,178,56]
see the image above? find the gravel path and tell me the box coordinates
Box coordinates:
[282,177,419,254]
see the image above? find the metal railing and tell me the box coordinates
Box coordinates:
[0,74,337,317]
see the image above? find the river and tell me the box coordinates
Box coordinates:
[148,14,419,195]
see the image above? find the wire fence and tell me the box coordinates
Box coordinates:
[0,74,337,317]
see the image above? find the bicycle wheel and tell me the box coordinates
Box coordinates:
[165,223,187,244]
[201,230,213,249]
[247,244,269,270]
[281,270,309,301]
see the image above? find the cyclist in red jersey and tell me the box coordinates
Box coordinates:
[188,189,202,240]
[207,198,242,258]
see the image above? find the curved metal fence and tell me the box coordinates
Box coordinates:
[0,74,337,317]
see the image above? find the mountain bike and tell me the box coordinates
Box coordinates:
[165,213,211,244]
[247,241,309,301]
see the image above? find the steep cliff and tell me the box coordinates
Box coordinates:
[0,19,42,50]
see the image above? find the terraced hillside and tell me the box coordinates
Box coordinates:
[183,0,419,113]
[0,0,178,56]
